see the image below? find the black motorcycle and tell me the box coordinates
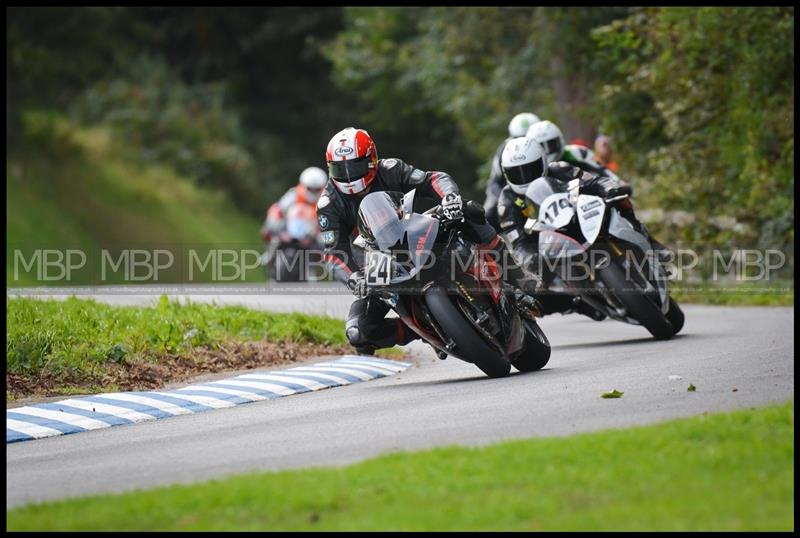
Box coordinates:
[355,189,551,378]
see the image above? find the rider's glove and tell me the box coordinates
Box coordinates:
[440,193,464,223]
[347,271,369,299]
[581,176,631,200]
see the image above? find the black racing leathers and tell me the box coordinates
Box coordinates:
[316,158,460,286]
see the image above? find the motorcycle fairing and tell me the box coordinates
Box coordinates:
[576,194,605,245]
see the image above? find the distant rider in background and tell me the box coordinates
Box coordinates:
[593,134,620,174]
[260,166,328,262]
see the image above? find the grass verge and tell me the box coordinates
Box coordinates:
[6,296,357,400]
[7,113,264,286]
[6,402,793,531]
[670,279,793,306]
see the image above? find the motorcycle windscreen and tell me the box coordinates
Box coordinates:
[525,176,565,207]
[358,191,407,251]
[538,229,590,259]
[363,213,439,285]
[359,191,439,281]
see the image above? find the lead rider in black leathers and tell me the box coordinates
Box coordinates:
[319,127,536,356]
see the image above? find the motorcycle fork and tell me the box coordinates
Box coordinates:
[561,244,622,318]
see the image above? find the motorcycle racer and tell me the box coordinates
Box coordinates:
[260,166,328,244]
[496,136,644,319]
[318,126,539,355]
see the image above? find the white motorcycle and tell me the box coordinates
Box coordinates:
[523,177,684,339]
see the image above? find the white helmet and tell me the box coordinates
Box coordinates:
[500,136,547,195]
[526,120,565,163]
[300,166,328,190]
[299,166,328,203]
[507,112,541,137]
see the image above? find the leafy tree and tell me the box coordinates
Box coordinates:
[594,7,794,252]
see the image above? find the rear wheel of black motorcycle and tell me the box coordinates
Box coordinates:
[598,259,674,340]
[511,320,551,372]
[665,297,685,335]
[424,287,511,378]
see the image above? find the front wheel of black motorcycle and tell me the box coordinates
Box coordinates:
[598,258,674,340]
[424,286,511,378]
[511,320,551,372]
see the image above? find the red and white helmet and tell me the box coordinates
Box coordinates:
[325,127,378,195]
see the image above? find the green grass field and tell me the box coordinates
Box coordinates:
[7,401,793,531]
[7,114,264,286]
[7,296,346,382]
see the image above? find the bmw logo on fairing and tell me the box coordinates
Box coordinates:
[318,215,329,229]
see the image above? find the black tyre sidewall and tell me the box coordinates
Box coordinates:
[511,320,551,372]
[598,258,674,340]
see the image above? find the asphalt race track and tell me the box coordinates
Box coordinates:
[6,284,795,507]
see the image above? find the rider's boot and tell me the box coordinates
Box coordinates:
[354,344,377,357]
[509,284,544,320]
[571,296,607,321]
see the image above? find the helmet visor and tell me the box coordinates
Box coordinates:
[503,158,545,187]
[328,156,371,181]
[544,137,562,157]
